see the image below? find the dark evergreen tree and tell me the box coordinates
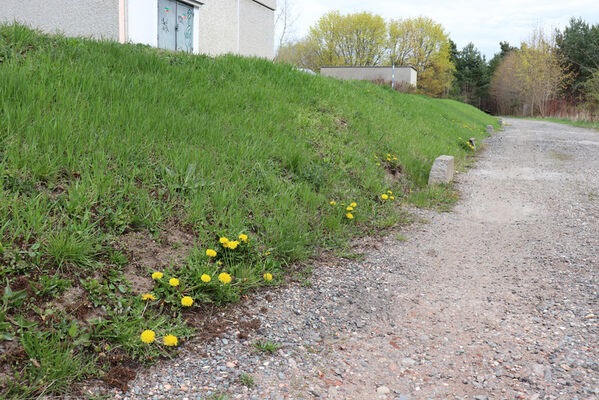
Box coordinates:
[556,18,599,97]
[451,42,491,110]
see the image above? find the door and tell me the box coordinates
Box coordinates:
[157,0,194,53]
[158,0,177,51]
[176,3,194,52]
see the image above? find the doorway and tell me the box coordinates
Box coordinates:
[157,0,194,52]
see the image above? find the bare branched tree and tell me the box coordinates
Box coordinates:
[275,0,299,49]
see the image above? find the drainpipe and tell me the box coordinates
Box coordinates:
[119,0,127,43]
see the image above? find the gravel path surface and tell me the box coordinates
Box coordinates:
[112,118,598,400]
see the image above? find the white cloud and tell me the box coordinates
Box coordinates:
[281,0,599,58]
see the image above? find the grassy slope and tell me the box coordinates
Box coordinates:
[0,24,498,397]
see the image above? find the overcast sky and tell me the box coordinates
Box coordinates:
[279,0,599,59]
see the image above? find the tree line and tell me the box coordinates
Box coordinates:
[277,11,599,119]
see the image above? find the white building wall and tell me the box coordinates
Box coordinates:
[127,0,158,48]
[320,66,418,87]
[196,0,239,55]
[0,0,120,40]
[239,0,275,59]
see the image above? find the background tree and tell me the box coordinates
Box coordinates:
[556,18,599,97]
[490,52,520,115]
[490,28,571,116]
[307,11,387,67]
[275,38,320,71]
[451,42,490,109]
[388,17,455,97]
[274,0,299,49]
[488,41,517,76]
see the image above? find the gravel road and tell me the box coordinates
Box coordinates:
[110,118,598,400]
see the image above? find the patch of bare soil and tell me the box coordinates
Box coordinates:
[118,221,197,295]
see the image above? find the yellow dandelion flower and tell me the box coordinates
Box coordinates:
[350,202,357,207]
[219,272,232,284]
[329,201,337,205]
[387,190,392,194]
[263,273,273,281]
[390,196,395,200]
[346,213,354,219]
[206,249,217,257]
[458,137,462,140]
[238,234,248,243]
[219,237,229,245]
[375,162,381,166]
[169,278,180,287]
[381,194,389,200]
[265,251,271,256]
[393,157,397,161]
[228,241,240,250]
[387,153,391,157]
[387,158,391,161]
[141,330,155,344]
[163,334,178,347]
[201,274,211,283]
[181,296,194,307]
[152,271,163,280]
[141,293,156,301]
[346,206,353,211]
[217,261,223,265]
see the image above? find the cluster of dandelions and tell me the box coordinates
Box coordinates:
[138,271,197,347]
[139,234,275,346]
[380,190,395,201]
[329,200,358,220]
[374,153,398,167]
[207,234,274,283]
[457,137,475,151]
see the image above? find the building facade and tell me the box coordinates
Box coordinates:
[0,0,276,58]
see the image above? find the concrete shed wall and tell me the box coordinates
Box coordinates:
[0,0,120,41]
[238,0,275,58]
[320,66,417,87]
[196,0,239,55]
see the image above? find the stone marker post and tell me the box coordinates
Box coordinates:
[428,155,454,185]
[486,125,494,134]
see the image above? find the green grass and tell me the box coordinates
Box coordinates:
[528,117,599,130]
[239,373,255,387]
[0,24,498,397]
[253,340,281,354]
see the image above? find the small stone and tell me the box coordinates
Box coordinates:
[222,338,228,345]
[473,396,488,400]
[561,364,571,371]
[401,358,417,367]
[328,386,339,399]
[531,363,545,376]
[376,386,391,394]
[585,313,595,319]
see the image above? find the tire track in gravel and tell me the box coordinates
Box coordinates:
[115,118,598,400]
